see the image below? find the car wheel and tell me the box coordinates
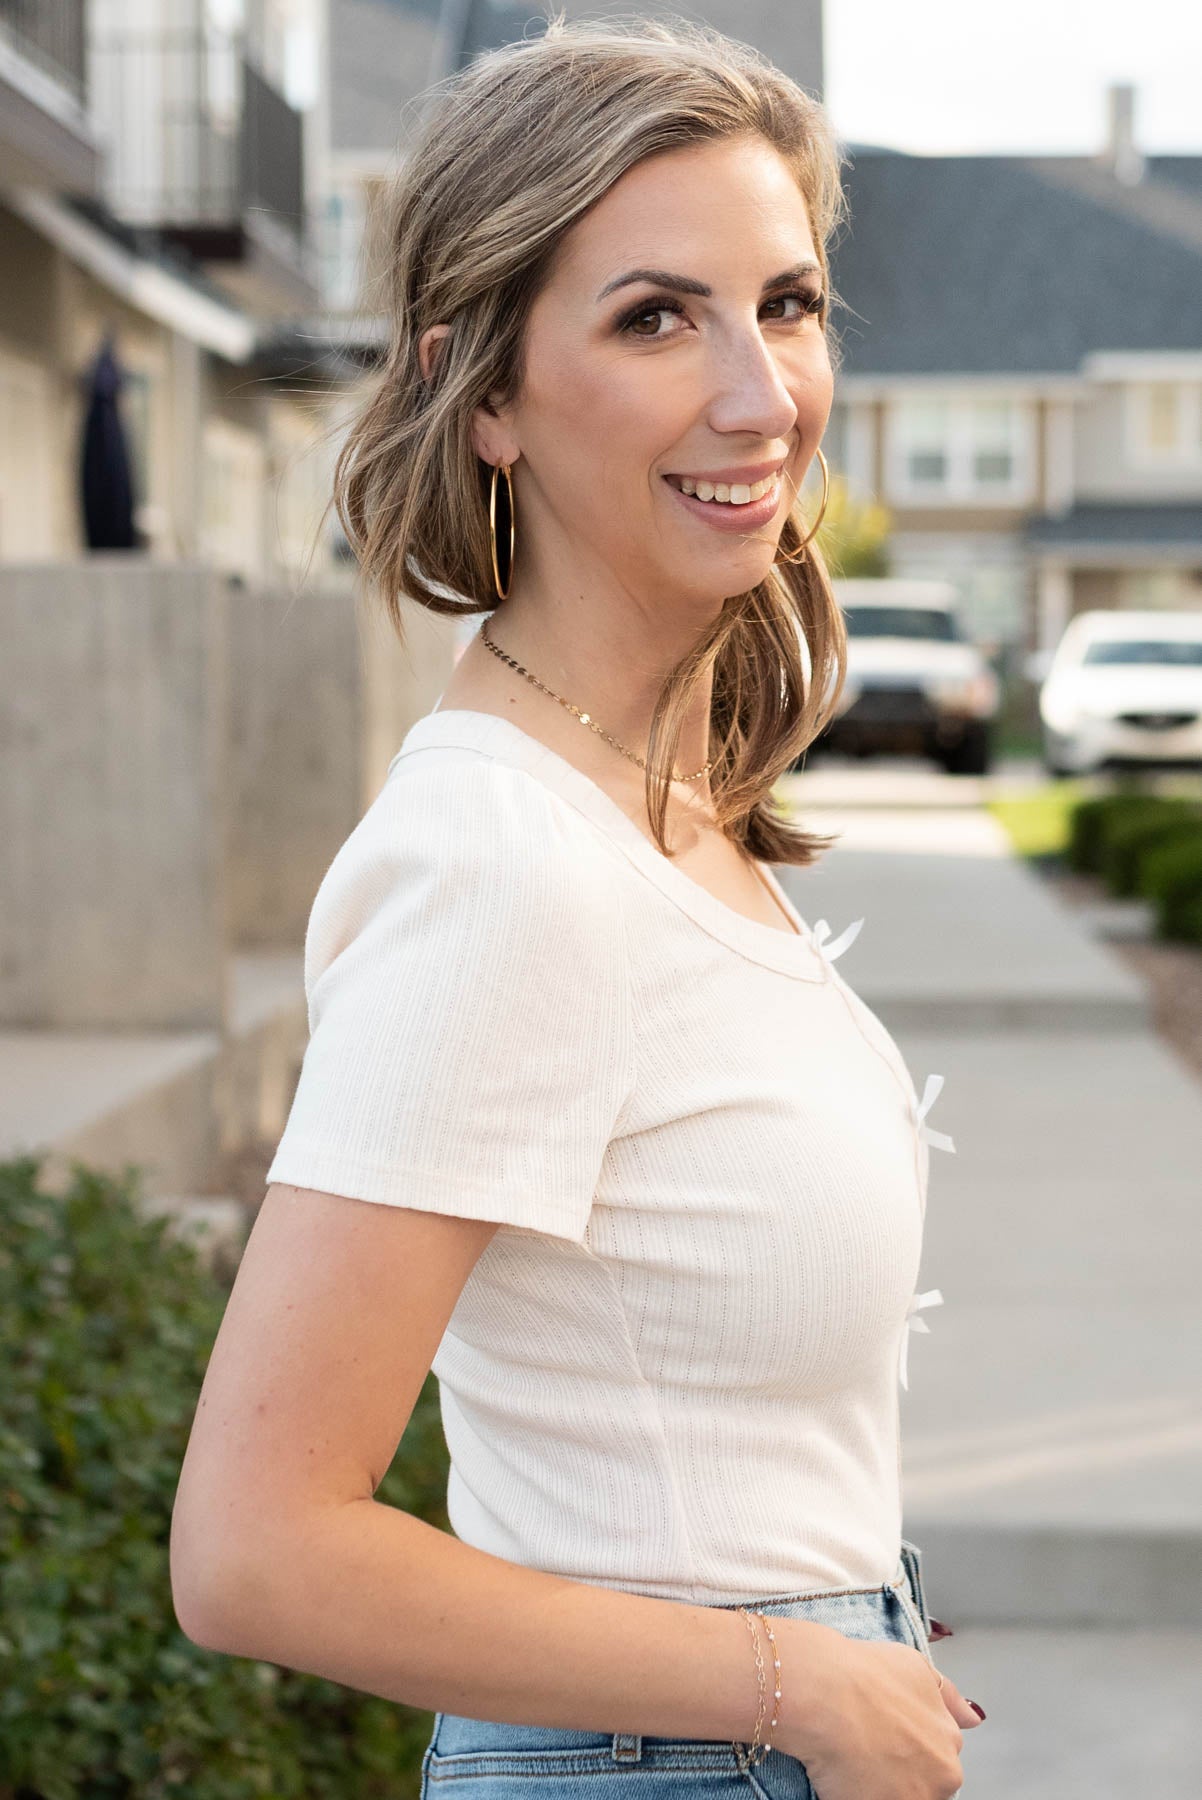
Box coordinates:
[942,721,992,776]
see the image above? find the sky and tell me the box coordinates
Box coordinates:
[824,0,1202,156]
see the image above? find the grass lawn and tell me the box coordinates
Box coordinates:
[986,780,1089,860]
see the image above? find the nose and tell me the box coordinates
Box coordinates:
[703,318,807,442]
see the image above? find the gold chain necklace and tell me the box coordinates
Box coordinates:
[479,620,716,784]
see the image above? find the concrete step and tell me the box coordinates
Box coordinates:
[774,784,1202,1629]
[901,1521,1202,1632]
[928,1622,1202,1800]
[0,950,306,1202]
[891,1019,1202,1629]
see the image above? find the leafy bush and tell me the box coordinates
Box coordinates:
[1140,831,1202,943]
[1162,887,1202,946]
[1099,801,1202,896]
[1066,793,1152,873]
[0,1153,447,1799]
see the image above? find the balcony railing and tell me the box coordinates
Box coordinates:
[0,0,86,103]
[90,26,305,246]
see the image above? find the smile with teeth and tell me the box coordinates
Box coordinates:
[665,472,780,506]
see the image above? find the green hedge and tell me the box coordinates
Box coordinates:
[1099,801,1202,897]
[1067,793,1153,873]
[1140,832,1202,944]
[1162,887,1202,947]
[0,1153,448,1799]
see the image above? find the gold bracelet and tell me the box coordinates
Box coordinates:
[733,1608,780,1769]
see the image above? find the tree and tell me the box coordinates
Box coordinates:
[815,472,892,578]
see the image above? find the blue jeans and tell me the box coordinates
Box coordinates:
[419,1539,944,1799]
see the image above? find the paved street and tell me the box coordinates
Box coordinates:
[775,753,1202,1798]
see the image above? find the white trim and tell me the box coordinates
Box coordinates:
[5,187,257,363]
[835,372,1091,401]
[0,31,95,138]
[1085,350,1202,382]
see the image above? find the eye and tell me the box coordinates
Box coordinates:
[618,297,683,338]
[618,288,827,340]
[765,287,827,322]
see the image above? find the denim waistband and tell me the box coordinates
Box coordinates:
[698,1536,935,1669]
[701,1538,929,1621]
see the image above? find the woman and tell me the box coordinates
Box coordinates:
[170,15,984,1799]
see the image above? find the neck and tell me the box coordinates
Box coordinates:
[479,593,718,786]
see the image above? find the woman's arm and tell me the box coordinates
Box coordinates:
[169,1182,845,1751]
[180,1464,849,1746]
[171,1180,978,1800]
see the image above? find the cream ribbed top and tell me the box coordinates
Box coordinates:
[265,706,954,1603]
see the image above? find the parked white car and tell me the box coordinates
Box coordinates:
[1038,609,1202,778]
[806,579,999,775]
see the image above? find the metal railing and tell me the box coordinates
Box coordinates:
[0,0,86,102]
[240,54,304,237]
[90,26,304,243]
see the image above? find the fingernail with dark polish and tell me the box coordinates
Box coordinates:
[928,1617,954,1640]
[968,1701,986,1720]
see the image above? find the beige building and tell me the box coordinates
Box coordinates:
[0,0,347,581]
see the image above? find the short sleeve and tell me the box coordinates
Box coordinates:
[264,752,635,1243]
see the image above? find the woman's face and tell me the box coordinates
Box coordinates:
[480,133,834,611]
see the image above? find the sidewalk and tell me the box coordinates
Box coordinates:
[775,767,1202,1629]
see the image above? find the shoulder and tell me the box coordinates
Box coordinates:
[303,744,625,1004]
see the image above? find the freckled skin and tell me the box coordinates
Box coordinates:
[423,134,834,884]
[492,134,833,626]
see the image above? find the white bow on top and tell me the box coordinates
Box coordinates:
[807,915,958,1393]
[810,916,865,964]
[898,1288,944,1391]
[914,1072,956,1155]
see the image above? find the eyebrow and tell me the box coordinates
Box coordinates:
[595,260,823,303]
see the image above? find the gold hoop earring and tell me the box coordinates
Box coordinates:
[774,446,829,567]
[489,459,515,600]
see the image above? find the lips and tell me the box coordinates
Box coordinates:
[661,471,784,533]
[664,469,785,496]
[664,461,786,488]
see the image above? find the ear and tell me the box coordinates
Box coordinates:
[469,389,520,469]
[419,323,520,469]
[417,323,452,385]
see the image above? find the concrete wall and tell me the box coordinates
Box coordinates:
[225,575,458,946]
[0,559,459,1032]
[0,558,229,1029]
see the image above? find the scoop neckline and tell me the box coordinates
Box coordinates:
[392,706,832,983]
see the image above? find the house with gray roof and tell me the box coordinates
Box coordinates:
[824,85,1202,653]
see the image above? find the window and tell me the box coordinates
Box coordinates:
[1082,638,1202,667]
[887,395,1032,503]
[970,402,1015,486]
[1128,382,1202,466]
[900,400,949,488]
[842,606,962,642]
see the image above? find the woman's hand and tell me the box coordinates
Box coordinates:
[776,1620,982,1800]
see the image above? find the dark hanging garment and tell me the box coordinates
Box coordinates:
[79,333,140,550]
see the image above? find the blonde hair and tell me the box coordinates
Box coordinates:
[335,10,850,865]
